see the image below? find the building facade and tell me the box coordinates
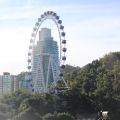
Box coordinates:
[11,75,18,92]
[2,72,12,94]
[0,72,31,97]
[0,75,3,97]
[0,72,13,97]
[17,72,31,91]
[0,72,21,97]
[32,28,59,93]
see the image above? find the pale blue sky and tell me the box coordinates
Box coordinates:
[0,0,120,74]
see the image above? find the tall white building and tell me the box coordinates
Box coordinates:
[32,28,59,93]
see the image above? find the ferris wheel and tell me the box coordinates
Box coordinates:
[27,11,67,92]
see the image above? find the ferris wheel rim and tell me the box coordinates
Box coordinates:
[27,11,67,76]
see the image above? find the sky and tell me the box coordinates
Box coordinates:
[0,0,120,75]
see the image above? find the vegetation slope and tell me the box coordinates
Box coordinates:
[0,52,120,120]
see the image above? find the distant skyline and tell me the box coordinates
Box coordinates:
[0,0,120,74]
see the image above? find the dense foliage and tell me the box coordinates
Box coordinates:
[0,52,120,120]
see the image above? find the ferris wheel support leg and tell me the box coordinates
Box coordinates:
[46,55,51,91]
[62,77,68,87]
[51,56,57,87]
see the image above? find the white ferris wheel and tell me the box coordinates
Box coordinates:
[27,11,67,93]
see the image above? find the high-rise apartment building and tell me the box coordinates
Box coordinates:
[17,72,30,91]
[0,75,3,97]
[0,73,18,97]
[32,28,59,93]
[11,75,18,92]
[2,72,12,94]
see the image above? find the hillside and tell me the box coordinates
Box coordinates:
[0,52,120,120]
[64,52,120,119]
[64,52,120,97]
